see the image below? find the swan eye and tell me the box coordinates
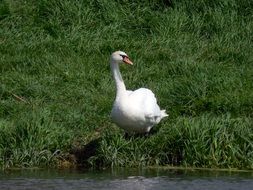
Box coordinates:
[119,54,128,59]
[119,54,133,65]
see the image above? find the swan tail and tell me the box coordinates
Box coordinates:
[160,109,168,118]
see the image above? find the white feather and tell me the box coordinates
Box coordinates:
[110,51,168,134]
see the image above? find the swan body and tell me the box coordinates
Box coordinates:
[110,51,168,134]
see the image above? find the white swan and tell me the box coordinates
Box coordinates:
[110,51,168,134]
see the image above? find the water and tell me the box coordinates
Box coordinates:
[1,168,253,190]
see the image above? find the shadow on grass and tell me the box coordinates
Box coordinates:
[68,127,184,169]
[70,138,102,168]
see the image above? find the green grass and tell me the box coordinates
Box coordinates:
[95,114,253,169]
[0,0,253,169]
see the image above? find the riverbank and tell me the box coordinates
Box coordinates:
[0,0,252,169]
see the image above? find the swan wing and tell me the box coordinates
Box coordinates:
[128,88,166,124]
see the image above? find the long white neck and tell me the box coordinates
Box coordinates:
[110,60,127,100]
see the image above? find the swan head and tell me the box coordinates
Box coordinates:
[110,51,133,65]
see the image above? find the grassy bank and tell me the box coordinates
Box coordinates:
[0,0,252,169]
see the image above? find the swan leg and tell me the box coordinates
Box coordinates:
[123,131,153,139]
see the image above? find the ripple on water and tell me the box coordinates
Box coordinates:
[1,169,253,190]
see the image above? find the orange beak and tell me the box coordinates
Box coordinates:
[123,56,133,65]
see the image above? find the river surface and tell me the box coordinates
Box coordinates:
[0,168,253,190]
